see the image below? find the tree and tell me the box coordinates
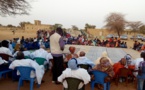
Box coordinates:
[0,24,2,26]
[72,25,79,30]
[105,12,126,37]
[0,0,31,16]
[7,24,15,27]
[19,21,31,28]
[85,23,96,30]
[127,21,143,35]
[50,23,63,30]
[139,25,145,34]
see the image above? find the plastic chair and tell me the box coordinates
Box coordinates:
[33,57,46,65]
[116,68,132,86]
[24,56,32,59]
[16,66,36,90]
[64,77,85,90]
[33,57,48,71]
[91,70,110,90]
[78,64,90,71]
[0,53,13,61]
[0,69,12,79]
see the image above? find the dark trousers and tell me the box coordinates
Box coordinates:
[52,56,64,81]
[0,63,10,71]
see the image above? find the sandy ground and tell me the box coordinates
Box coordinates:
[0,70,136,90]
[0,30,36,41]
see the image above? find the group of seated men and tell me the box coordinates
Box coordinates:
[0,40,52,85]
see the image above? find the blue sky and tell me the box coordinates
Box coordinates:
[0,0,145,29]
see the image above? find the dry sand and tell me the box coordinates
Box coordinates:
[0,30,36,41]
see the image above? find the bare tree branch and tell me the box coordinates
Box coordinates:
[0,0,31,16]
[104,12,126,37]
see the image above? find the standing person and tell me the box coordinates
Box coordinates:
[20,36,25,45]
[50,27,65,84]
[137,52,145,90]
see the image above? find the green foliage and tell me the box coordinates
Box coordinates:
[85,23,96,29]
[72,25,79,30]
[139,25,145,34]
[127,21,143,34]
[19,22,31,27]
[50,23,63,30]
[7,24,15,27]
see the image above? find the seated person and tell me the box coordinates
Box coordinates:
[0,40,12,56]
[94,51,114,65]
[9,51,45,85]
[0,57,10,71]
[32,39,40,49]
[77,51,95,68]
[9,40,14,54]
[64,46,78,62]
[92,57,114,89]
[124,54,135,70]
[113,58,126,77]
[14,39,21,52]
[13,47,31,58]
[58,58,90,89]
[30,45,53,63]
[92,57,114,82]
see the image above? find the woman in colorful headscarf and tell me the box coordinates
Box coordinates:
[92,57,114,89]
[124,54,135,70]
[93,57,114,80]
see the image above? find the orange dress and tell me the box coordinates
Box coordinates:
[113,62,125,77]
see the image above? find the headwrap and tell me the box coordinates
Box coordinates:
[101,51,108,57]
[69,46,75,53]
[124,54,132,61]
[120,58,126,65]
[67,58,78,70]
[124,54,132,65]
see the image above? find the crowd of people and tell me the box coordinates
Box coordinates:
[0,27,145,90]
[133,40,145,52]
[65,35,128,48]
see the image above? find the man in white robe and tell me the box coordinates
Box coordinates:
[0,40,12,56]
[30,45,53,63]
[58,58,90,89]
[13,47,31,58]
[9,52,44,85]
